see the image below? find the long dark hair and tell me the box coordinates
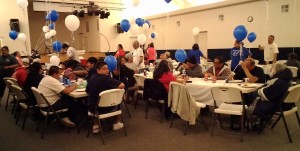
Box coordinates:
[153,60,170,79]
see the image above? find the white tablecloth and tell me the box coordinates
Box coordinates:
[186,78,262,106]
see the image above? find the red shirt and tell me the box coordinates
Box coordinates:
[115,49,125,58]
[158,72,176,91]
[147,47,156,61]
[11,67,27,86]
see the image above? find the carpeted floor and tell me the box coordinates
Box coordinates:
[0,100,300,151]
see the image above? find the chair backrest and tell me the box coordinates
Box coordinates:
[143,79,168,101]
[3,78,19,90]
[31,87,49,108]
[277,60,287,64]
[133,74,147,87]
[287,66,298,78]
[282,85,300,103]
[9,84,27,100]
[98,89,125,107]
[211,86,243,106]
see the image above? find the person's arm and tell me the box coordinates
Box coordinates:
[273,53,278,63]
[4,64,19,69]
[118,83,125,89]
[72,70,88,77]
[216,68,231,80]
[186,65,203,78]
[258,45,264,51]
[240,62,259,83]
[62,83,78,94]
[138,56,143,66]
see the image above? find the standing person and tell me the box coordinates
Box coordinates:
[114,44,125,59]
[258,35,279,64]
[86,61,125,133]
[38,66,78,127]
[62,43,80,62]
[0,46,19,97]
[131,40,145,71]
[187,43,210,64]
[230,41,250,70]
[146,42,157,64]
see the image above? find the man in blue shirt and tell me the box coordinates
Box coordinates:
[230,41,250,70]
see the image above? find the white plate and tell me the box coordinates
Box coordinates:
[240,84,257,88]
[75,88,86,92]
[228,80,243,83]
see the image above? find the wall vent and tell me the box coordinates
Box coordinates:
[281,4,289,13]
[218,14,224,21]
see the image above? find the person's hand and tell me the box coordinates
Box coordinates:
[239,61,246,69]
[207,58,212,62]
[227,72,235,80]
[182,63,189,69]
[205,73,213,77]
[184,76,189,81]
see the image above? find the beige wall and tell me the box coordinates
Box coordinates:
[0,0,31,55]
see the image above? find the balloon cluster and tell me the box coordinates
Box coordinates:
[233,25,257,43]
[43,10,59,40]
[9,31,27,42]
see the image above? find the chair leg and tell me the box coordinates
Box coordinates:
[77,116,88,134]
[184,121,189,135]
[15,105,21,125]
[160,104,165,123]
[134,93,139,109]
[22,107,30,130]
[240,114,244,142]
[170,113,175,128]
[281,114,293,143]
[97,118,105,145]
[40,114,49,139]
[211,112,216,137]
[5,94,10,111]
[271,115,282,129]
[121,114,127,136]
[122,101,131,119]
[217,114,224,129]
[200,116,209,130]
[86,117,94,138]
[11,97,17,116]
[295,111,300,126]
[145,100,150,119]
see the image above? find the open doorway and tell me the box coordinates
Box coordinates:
[197,31,208,63]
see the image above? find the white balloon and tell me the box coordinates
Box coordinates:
[65,15,80,32]
[42,26,49,33]
[45,32,51,39]
[17,0,28,10]
[142,23,150,31]
[130,24,140,36]
[132,0,140,7]
[49,30,57,36]
[137,34,147,45]
[18,33,26,41]
[192,27,200,36]
[50,55,60,66]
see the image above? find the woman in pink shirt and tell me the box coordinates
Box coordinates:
[153,60,186,91]
[115,44,125,58]
[146,42,157,64]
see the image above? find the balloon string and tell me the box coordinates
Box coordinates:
[71,31,75,44]
[293,0,296,53]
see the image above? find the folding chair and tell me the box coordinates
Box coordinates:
[169,82,208,135]
[271,85,300,143]
[287,66,298,85]
[133,74,146,108]
[81,89,127,145]
[144,79,168,123]
[31,87,69,139]
[8,82,33,130]
[3,77,18,113]
[211,86,245,142]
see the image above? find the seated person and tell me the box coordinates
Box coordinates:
[125,53,138,73]
[232,58,265,83]
[205,56,231,80]
[252,63,293,132]
[64,59,88,79]
[285,53,300,78]
[85,57,98,80]
[11,58,29,86]
[86,61,125,133]
[154,60,187,91]
[178,56,203,78]
[38,66,78,127]
[156,53,174,71]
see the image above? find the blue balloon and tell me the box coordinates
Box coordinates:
[49,23,55,29]
[164,0,172,3]
[50,10,59,22]
[247,32,257,43]
[145,20,151,27]
[9,31,18,40]
[151,33,156,39]
[135,18,144,27]
[233,25,248,42]
[120,19,130,32]
[104,55,117,71]
[175,49,187,63]
[52,41,62,52]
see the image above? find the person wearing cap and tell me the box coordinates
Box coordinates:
[178,55,204,78]
[230,40,250,70]
[188,43,210,64]
[0,46,19,97]
[125,53,138,73]
[62,43,80,62]
[205,56,231,80]
[11,58,30,86]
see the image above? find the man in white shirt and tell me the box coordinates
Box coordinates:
[38,66,78,127]
[131,40,145,70]
[62,44,80,62]
[259,35,279,64]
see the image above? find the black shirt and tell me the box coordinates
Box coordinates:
[234,66,265,83]
[86,74,121,112]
